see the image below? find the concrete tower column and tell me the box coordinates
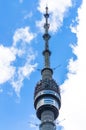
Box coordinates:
[40,110,56,130]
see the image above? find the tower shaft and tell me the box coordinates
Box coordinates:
[40,110,55,130]
[34,7,61,130]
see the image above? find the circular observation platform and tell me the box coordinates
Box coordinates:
[34,79,61,120]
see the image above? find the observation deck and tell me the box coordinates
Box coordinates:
[34,78,61,119]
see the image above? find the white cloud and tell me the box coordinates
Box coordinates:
[36,0,72,33]
[11,51,37,96]
[70,17,79,34]
[0,45,15,84]
[13,27,35,46]
[24,12,33,20]
[0,27,37,96]
[60,1,86,130]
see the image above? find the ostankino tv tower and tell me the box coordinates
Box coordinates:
[34,7,61,130]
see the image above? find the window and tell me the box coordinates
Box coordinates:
[44,98,53,104]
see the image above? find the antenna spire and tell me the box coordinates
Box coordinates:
[43,6,51,68]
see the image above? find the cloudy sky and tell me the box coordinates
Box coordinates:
[0,0,85,130]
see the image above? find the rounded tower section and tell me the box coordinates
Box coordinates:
[34,78,61,120]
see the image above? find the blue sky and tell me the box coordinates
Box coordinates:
[0,0,86,130]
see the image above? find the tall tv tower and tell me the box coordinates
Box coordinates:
[34,7,61,130]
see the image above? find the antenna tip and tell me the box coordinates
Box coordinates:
[45,6,48,11]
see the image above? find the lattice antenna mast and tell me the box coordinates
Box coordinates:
[43,7,51,68]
